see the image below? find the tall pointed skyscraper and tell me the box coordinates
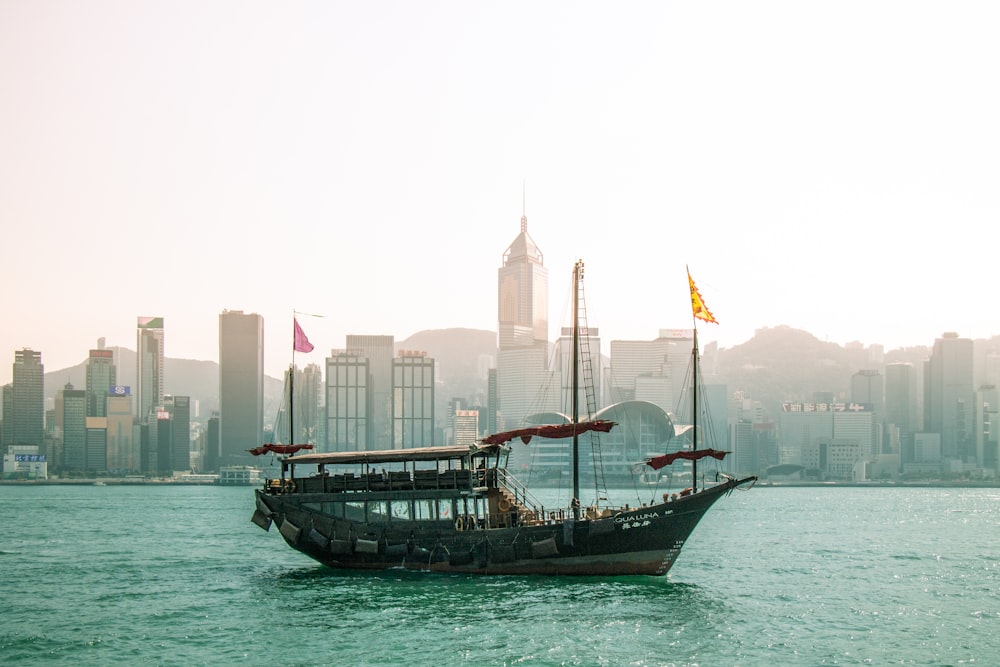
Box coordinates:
[496,208,556,430]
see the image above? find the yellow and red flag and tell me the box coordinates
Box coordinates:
[688,269,718,324]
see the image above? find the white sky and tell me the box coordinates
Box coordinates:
[2,1,999,385]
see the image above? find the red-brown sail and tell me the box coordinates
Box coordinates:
[645,448,729,471]
[481,419,617,445]
[247,443,315,456]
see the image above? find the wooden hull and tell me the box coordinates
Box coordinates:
[252,476,754,576]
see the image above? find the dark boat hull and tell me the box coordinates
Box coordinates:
[253,476,754,576]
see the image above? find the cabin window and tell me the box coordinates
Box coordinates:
[366,500,388,523]
[345,501,365,522]
[321,502,341,517]
[413,499,435,520]
[391,499,411,520]
[437,499,453,520]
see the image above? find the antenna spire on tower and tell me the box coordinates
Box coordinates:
[521,179,527,232]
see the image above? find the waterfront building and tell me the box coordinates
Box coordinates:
[299,363,322,446]
[136,317,164,423]
[155,408,172,473]
[85,348,116,417]
[453,409,479,447]
[778,400,876,472]
[106,393,134,472]
[391,350,435,448]
[851,369,884,453]
[2,444,47,479]
[605,331,691,414]
[85,417,108,472]
[62,385,87,471]
[905,432,943,476]
[218,310,264,468]
[486,368,499,436]
[0,384,10,448]
[802,438,867,480]
[325,350,370,452]
[778,403,834,466]
[3,349,44,448]
[277,363,322,447]
[164,395,191,472]
[496,211,552,430]
[885,362,919,461]
[924,332,974,463]
[833,407,877,461]
[343,335,394,449]
[202,412,220,473]
[974,384,999,473]
[555,326,602,417]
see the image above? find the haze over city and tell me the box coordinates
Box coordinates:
[3,1,999,386]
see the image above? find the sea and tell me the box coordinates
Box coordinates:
[1,482,997,667]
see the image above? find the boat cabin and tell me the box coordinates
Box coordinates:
[266,444,561,531]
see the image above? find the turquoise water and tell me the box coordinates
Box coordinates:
[1,484,997,666]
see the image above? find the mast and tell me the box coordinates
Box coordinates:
[691,327,699,493]
[290,317,295,447]
[571,260,582,520]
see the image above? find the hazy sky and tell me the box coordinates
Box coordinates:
[3,1,999,385]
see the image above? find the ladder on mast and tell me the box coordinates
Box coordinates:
[575,270,608,504]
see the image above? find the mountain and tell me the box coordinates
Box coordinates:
[42,348,283,422]
[711,326,932,419]
[397,327,496,402]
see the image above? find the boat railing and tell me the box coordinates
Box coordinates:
[493,468,547,518]
[268,467,482,495]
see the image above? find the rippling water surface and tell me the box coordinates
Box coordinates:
[2,483,997,666]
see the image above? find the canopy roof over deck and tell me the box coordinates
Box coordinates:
[284,443,506,467]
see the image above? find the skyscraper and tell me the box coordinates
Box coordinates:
[924,332,974,463]
[106,393,134,472]
[851,369,884,455]
[496,212,554,429]
[974,384,999,472]
[4,349,44,447]
[85,417,108,472]
[346,335,395,449]
[885,362,918,438]
[203,412,220,473]
[392,350,435,448]
[277,363,322,446]
[136,317,164,422]
[325,350,370,452]
[86,348,116,417]
[62,385,87,470]
[218,310,264,468]
[164,395,191,472]
[606,331,691,413]
[556,325,602,417]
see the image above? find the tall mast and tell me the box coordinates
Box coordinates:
[571,260,582,520]
[691,326,699,493]
[290,317,295,446]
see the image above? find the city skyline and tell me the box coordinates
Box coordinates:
[3,2,999,386]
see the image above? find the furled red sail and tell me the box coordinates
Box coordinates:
[645,448,729,470]
[481,420,617,445]
[247,443,315,456]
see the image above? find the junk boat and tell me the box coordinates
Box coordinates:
[250,262,756,575]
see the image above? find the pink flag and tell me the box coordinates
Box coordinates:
[293,318,314,353]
